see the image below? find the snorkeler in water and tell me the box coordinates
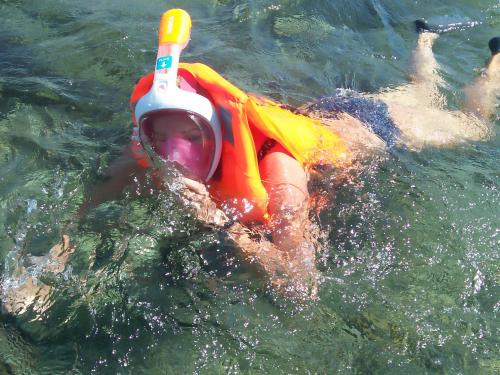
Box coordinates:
[2,12,499,314]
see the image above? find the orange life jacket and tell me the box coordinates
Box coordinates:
[129,63,347,222]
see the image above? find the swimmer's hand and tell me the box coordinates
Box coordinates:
[1,235,75,316]
[45,234,75,272]
[178,177,229,228]
[23,235,75,274]
[225,222,319,301]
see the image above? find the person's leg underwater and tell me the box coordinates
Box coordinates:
[409,20,447,108]
[463,37,500,119]
[375,21,446,110]
[374,21,495,149]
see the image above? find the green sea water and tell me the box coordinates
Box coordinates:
[0,0,498,374]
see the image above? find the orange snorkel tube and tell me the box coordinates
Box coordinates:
[155,9,191,88]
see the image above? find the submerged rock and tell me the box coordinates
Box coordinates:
[273,14,335,40]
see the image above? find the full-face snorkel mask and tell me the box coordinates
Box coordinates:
[135,9,222,181]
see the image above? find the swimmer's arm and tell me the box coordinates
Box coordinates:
[225,222,295,285]
[179,178,300,292]
[78,148,147,218]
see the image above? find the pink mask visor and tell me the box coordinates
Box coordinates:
[139,110,217,180]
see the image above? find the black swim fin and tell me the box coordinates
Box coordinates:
[415,19,437,34]
[414,19,480,34]
[489,37,499,56]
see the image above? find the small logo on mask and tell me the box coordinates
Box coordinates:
[156,56,173,70]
